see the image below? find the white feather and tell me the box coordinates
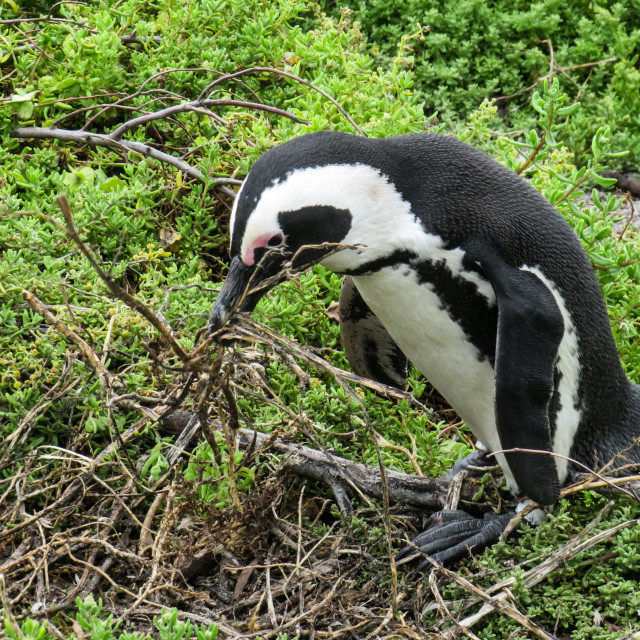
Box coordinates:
[352,264,517,493]
[520,266,582,483]
[229,179,246,243]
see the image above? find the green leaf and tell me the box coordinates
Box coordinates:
[99,176,127,191]
[9,91,36,103]
[54,77,79,92]
[591,174,617,188]
[16,101,34,120]
[557,102,580,117]
[63,166,96,187]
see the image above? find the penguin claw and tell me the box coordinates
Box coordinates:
[396,510,514,570]
[442,449,497,480]
[327,479,354,517]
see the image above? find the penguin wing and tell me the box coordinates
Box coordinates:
[468,243,564,505]
[338,276,409,389]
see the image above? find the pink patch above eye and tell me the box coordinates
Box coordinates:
[243,233,279,266]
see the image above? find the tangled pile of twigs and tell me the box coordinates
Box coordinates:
[3,199,638,638]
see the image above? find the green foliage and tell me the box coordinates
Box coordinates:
[326,0,640,168]
[0,0,423,434]
[75,595,218,640]
[1,1,640,638]
[184,435,255,506]
[3,617,48,640]
[3,595,219,640]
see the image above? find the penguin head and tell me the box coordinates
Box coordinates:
[209,132,359,332]
[208,131,413,332]
[230,144,356,272]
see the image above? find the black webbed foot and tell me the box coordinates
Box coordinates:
[442,449,497,480]
[396,509,514,571]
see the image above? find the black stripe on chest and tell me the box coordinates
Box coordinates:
[346,249,498,365]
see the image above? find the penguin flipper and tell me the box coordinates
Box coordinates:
[338,276,409,389]
[469,245,565,505]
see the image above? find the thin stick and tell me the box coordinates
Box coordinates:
[435,564,558,640]
[429,571,481,640]
[12,127,206,181]
[197,66,366,136]
[109,98,307,139]
[53,195,191,362]
[22,290,113,386]
[491,446,639,502]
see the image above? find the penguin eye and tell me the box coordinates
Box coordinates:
[267,233,284,248]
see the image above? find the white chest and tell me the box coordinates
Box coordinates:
[351,265,518,491]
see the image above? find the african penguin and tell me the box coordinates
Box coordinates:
[209,130,640,562]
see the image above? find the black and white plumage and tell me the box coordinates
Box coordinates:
[209,131,640,564]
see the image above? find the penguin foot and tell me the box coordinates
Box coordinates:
[442,449,497,480]
[396,509,514,571]
[325,478,355,516]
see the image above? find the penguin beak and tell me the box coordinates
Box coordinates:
[209,256,258,333]
[209,253,285,333]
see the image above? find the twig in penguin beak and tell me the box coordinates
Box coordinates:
[208,242,356,334]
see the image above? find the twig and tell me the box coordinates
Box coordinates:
[157,408,480,510]
[11,95,307,196]
[22,290,113,386]
[231,315,424,407]
[138,492,165,554]
[122,481,177,619]
[0,16,95,30]
[496,56,617,102]
[435,563,558,639]
[0,356,79,467]
[109,98,307,139]
[121,34,163,45]
[429,571,481,640]
[443,470,467,511]
[11,127,207,184]
[0,576,21,638]
[273,574,346,635]
[197,66,366,136]
[65,546,140,600]
[53,195,191,362]
[492,446,640,502]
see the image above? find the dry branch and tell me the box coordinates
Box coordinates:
[10,65,366,200]
[12,126,211,183]
[107,98,307,139]
[22,289,114,386]
[158,408,479,511]
[229,315,426,407]
[196,66,366,136]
